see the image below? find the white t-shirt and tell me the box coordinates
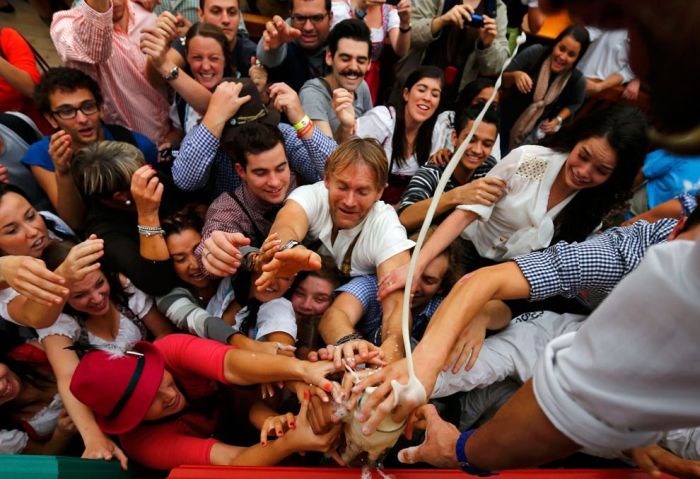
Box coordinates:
[36,283,153,354]
[457,145,574,260]
[356,106,422,177]
[0,394,64,454]
[233,297,297,341]
[534,238,700,455]
[288,181,415,276]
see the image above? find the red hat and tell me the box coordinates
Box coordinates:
[69,341,165,435]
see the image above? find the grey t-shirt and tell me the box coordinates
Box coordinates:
[299,77,373,134]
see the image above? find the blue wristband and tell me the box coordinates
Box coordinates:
[456,429,497,476]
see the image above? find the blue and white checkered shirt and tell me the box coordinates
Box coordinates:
[514,218,678,306]
[172,123,336,197]
[336,275,444,345]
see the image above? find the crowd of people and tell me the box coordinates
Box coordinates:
[0,0,699,476]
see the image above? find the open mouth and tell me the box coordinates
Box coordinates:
[31,236,45,250]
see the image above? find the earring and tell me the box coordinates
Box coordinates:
[125,199,132,206]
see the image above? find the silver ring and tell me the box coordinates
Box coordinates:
[204,251,212,259]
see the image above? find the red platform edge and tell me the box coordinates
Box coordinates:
[168,466,673,479]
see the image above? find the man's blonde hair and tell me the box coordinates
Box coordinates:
[324,138,388,190]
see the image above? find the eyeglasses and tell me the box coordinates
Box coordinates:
[51,100,99,120]
[291,13,328,25]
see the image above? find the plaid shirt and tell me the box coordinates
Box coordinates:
[172,123,335,197]
[336,275,444,345]
[514,218,678,306]
[195,178,298,273]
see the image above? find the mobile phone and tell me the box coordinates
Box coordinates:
[466,13,484,28]
[385,0,400,5]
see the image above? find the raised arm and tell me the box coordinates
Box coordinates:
[50,0,114,65]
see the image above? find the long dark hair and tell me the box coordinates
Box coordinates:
[537,24,591,71]
[390,66,444,170]
[542,105,648,243]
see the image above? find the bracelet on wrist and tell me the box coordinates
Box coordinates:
[334,332,363,346]
[292,115,311,131]
[456,429,496,476]
[137,224,165,237]
[399,24,412,33]
[296,120,314,138]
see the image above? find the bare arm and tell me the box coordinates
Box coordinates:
[318,293,366,345]
[44,334,129,468]
[399,189,462,231]
[377,251,411,362]
[268,199,310,245]
[0,56,36,98]
[141,304,177,339]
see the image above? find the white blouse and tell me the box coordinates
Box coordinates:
[233,297,298,341]
[457,145,574,260]
[0,394,63,454]
[36,283,153,354]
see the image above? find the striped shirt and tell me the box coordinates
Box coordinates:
[51,1,172,143]
[397,158,497,214]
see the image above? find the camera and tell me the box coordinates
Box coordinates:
[466,13,484,28]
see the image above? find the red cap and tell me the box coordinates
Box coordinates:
[70,341,165,435]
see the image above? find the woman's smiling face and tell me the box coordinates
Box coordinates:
[187,35,226,91]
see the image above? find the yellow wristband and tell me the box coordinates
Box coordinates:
[293,115,311,131]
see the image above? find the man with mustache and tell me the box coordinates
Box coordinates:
[299,19,373,138]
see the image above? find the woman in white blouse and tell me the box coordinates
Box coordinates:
[378,106,648,296]
[335,66,444,205]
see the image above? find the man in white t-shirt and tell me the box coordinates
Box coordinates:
[257,137,415,361]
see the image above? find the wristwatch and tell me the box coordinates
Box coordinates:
[456,429,496,476]
[279,240,301,251]
[163,66,179,81]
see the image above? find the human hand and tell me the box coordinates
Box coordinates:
[262,15,302,52]
[268,82,305,125]
[260,381,286,400]
[48,130,73,176]
[478,15,497,48]
[82,433,129,470]
[202,230,250,277]
[130,165,163,220]
[0,256,68,306]
[377,262,416,301]
[205,81,252,128]
[447,177,507,207]
[256,247,321,291]
[585,78,602,96]
[248,56,269,97]
[154,11,181,42]
[306,392,339,434]
[308,339,385,369]
[55,235,104,286]
[626,444,700,479]
[396,0,412,27]
[0,164,8,184]
[443,310,489,373]
[441,4,475,30]
[332,88,357,130]
[622,78,640,101]
[285,392,343,459]
[260,411,296,445]
[514,71,533,94]
[139,26,171,71]
[397,404,461,468]
[429,148,452,167]
[55,409,77,437]
[539,118,560,134]
[349,357,430,435]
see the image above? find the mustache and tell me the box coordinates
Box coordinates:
[340,69,364,78]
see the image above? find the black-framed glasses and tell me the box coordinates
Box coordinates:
[51,100,99,120]
[291,13,328,25]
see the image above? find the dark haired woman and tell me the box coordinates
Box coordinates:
[335,65,444,205]
[501,24,591,153]
[379,106,648,296]
[0,359,78,455]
